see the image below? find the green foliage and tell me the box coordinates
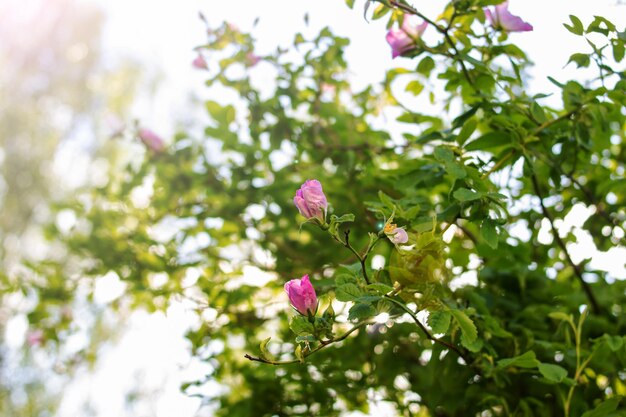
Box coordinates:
[15,2,626,417]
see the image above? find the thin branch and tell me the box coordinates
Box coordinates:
[244,321,372,365]
[528,147,622,238]
[531,108,580,136]
[384,296,471,364]
[530,173,600,314]
[345,230,371,284]
[480,149,517,179]
[387,0,475,88]
[330,229,372,284]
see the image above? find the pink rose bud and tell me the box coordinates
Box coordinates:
[386,16,428,59]
[246,52,261,67]
[294,179,328,223]
[192,54,208,70]
[138,128,165,153]
[384,223,409,244]
[26,329,44,347]
[284,274,318,315]
[485,1,533,32]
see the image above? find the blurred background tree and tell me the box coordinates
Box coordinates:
[0,0,143,415]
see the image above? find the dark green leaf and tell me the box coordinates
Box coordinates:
[464,132,510,151]
[453,188,482,202]
[450,309,477,345]
[497,351,540,369]
[481,219,499,249]
[335,284,363,302]
[581,398,621,417]
[434,147,454,163]
[290,316,315,336]
[367,283,394,294]
[457,119,477,145]
[348,303,376,321]
[563,15,584,36]
[429,310,451,334]
[568,53,590,68]
[405,80,424,96]
[416,56,435,76]
[538,363,568,382]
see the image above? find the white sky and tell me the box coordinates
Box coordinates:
[15,0,626,416]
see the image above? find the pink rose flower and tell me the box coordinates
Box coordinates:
[386,16,428,59]
[384,223,409,244]
[138,128,165,153]
[284,274,318,315]
[26,329,44,347]
[246,52,261,67]
[192,54,208,70]
[294,179,328,223]
[485,2,533,32]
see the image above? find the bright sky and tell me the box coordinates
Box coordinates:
[12,0,626,416]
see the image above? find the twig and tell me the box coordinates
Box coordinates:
[346,230,371,284]
[384,296,471,364]
[244,321,372,365]
[387,0,475,88]
[480,107,582,179]
[530,173,600,314]
[331,229,372,284]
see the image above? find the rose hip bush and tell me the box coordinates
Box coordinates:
[21,0,626,416]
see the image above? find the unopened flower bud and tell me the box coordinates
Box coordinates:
[284,274,318,316]
[294,180,328,223]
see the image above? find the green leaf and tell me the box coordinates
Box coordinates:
[581,398,621,417]
[612,40,625,62]
[456,119,477,145]
[497,351,540,369]
[416,56,435,76]
[568,53,590,68]
[548,76,565,88]
[429,310,451,334]
[463,337,483,353]
[331,213,355,224]
[405,80,424,96]
[530,101,547,124]
[371,3,389,20]
[335,273,357,286]
[453,188,482,202]
[357,295,382,303]
[452,105,480,128]
[295,344,305,363]
[464,132,510,151]
[450,309,477,345]
[548,311,574,324]
[445,161,467,180]
[378,191,395,209]
[434,147,454,163]
[348,303,376,321]
[481,219,499,249]
[289,316,315,336]
[388,265,417,284]
[367,283,394,295]
[259,337,272,359]
[586,16,615,36]
[538,363,568,382]
[335,283,363,302]
[603,334,624,352]
[563,15,584,36]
